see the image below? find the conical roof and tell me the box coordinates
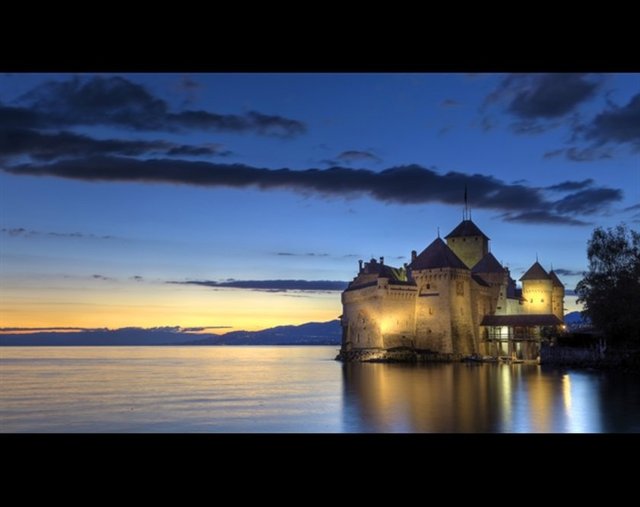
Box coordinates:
[549,270,564,288]
[471,252,504,273]
[445,219,489,240]
[410,237,468,270]
[519,261,550,281]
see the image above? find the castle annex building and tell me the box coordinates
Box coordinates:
[340,218,565,360]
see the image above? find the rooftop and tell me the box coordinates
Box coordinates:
[472,252,505,274]
[410,237,468,271]
[445,219,489,240]
[549,270,564,288]
[520,261,550,281]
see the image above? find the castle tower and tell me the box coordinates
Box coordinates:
[445,219,489,269]
[471,251,509,315]
[520,261,553,315]
[409,237,476,355]
[549,270,565,322]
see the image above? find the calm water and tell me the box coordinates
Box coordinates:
[1,346,639,433]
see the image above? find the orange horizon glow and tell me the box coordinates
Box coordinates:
[0,280,342,332]
[0,275,582,333]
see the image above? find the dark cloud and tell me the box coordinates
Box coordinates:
[92,274,113,281]
[624,203,640,212]
[501,211,590,226]
[1,227,28,237]
[0,327,90,332]
[181,326,232,332]
[0,128,229,161]
[510,120,559,135]
[168,279,349,292]
[581,92,640,149]
[0,103,43,129]
[565,147,613,162]
[544,146,613,162]
[130,275,144,282]
[4,76,306,138]
[553,188,622,215]
[546,179,594,192]
[323,150,381,166]
[440,99,460,108]
[487,73,601,120]
[553,268,583,276]
[1,227,114,240]
[276,252,330,257]
[165,144,231,157]
[543,149,564,160]
[179,76,201,91]
[2,157,622,225]
[480,116,496,132]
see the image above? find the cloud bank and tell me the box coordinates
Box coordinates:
[168,279,349,292]
[2,157,621,225]
[7,76,306,137]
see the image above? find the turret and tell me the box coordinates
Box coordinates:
[445,219,489,269]
[549,270,565,321]
[520,261,553,315]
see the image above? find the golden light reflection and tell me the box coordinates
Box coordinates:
[562,374,572,413]
[528,372,553,432]
[500,364,512,428]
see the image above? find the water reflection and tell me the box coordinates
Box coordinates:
[341,363,640,433]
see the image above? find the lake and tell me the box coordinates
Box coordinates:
[1,346,639,432]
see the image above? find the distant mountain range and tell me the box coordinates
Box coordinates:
[564,311,590,329]
[0,320,342,346]
[0,313,588,346]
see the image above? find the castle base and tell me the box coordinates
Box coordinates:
[336,347,464,363]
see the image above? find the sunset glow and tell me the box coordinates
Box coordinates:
[0,73,637,333]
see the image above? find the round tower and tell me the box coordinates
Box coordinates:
[549,270,565,322]
[520,261,553,315]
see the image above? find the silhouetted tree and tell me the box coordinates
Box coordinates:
[576,223,640,353]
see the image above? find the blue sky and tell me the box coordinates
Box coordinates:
[0,73,638,330]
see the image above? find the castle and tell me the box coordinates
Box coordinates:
[340,214,565,361]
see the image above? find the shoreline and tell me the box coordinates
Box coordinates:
[336,346,640,371]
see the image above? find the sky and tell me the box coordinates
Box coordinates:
[0,73,638,331]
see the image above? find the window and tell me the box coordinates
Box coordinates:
[456,281,464,295]
[426,283,430,289]
[541,299,544,303]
